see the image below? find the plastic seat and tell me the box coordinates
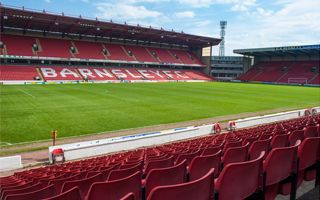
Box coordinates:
[222,143,249,167]
[144,160,186,198]
[288,130,304,146]
[270,134,288,149]
[223,140,242,152]
[108,163,142,181]
[86,171,141,200]
[248,138,271,160]
[48,173,80,193]
[262,141,300,200]
[304,126,318,138]
[189,150,221,180]
[144,156,174,176]
[5,185,56,200]
[201,146,221,156]
[214,152,265,200]
[43,186,81,200]
[175,151,200,166]
[1,183,43,200]
[61,173,103,198]
[147,168,215,200]
[120,192,135,200]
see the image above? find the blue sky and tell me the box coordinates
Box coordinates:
[2,0,319,55]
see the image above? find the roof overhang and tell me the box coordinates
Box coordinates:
[0,5,221,48]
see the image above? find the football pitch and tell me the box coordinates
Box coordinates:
[0,82,319,144]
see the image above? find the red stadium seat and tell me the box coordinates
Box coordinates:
[120,192,135,200]
[144,156,174,176]
[188,150,221,180]
[288,130,304,146]
[147,168,215,200]
[108,163,143,181]
[270,134,288,149]
[221,143,249,167]
[262,141,300,200]
[86,171,141,200]
[43,186,81,200]
[214,152,265,200]
[248,138,271,160]
[304,126,318,138]
[5,185,56,200]
[143,160,186,198]
[61,173,104,198]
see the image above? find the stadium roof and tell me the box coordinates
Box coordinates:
[0,5,221,48]
[234,44,320,57]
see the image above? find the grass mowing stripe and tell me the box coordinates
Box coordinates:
[1,82,319,143]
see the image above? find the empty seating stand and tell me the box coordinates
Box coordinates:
[1,114,319,200]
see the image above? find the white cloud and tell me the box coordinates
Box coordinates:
[95,2,162,21]
[44,0,51,3]
[174,11,195,18]
[176,0,256,11]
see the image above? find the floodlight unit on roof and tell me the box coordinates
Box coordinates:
[0,4,221,48]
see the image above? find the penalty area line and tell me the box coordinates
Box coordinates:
[19,89,35,98]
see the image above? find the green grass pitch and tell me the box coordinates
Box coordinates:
[1,82,319,144]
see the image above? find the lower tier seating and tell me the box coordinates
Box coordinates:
[0,66,214,82]
[1,114,319,200]
[238,61,319,84]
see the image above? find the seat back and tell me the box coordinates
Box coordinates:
[5,185,56,200]
[43,186,81,200]
[147,168,215,200]
[144,156,174,176]
[263,141,300,186]
[86,171,141,200]
[298,137,320,170]
[108,163,142,181]
[120,192,135,200]
[201,146,221,156]
[61,173,103,198]
[1,183,42,200]
[248,138,271,160]
[175,151,200,166]
[48,173,80,193]
[270,134,288,149]
[145,160,186,198]
[289,130,304,146]
[215,152,265,200]
[189,150,221,180]
[304,126,318,138]
[222,143,248,167]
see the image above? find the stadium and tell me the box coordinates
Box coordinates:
[0,1,319,200]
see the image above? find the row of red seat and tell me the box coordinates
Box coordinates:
[238,61,320,84]
[0,114,319,200]
[0,34,203,66]
[0,65,213,82]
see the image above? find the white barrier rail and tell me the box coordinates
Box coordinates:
[0,156,22,172]
[234,106,319,129]
[48,125,214,163]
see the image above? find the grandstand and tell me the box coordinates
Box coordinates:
[0,5,221,84]
[1,3,320,200]
[235,45,320,85]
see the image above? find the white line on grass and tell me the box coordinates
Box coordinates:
[19,89,35,98]
[0,142,12,146]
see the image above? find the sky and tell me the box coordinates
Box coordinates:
[2,0,320,55]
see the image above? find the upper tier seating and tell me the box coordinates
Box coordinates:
[37,38,72,58]
[239,61,319,84]
[1,34,204,66]
[124,46,158,63]
[1,34,36,56]
[1,114,319,200]
[73,41,106,60]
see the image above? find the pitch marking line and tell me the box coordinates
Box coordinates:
[0,142,12,146]
[19,89,35,98]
